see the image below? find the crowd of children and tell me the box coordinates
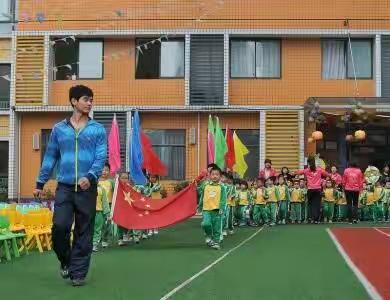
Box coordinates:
[92,161,390,252]
[92,163,164,252]
[195,162,390,250]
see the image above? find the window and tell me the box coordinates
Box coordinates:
[41,129,57,179]
[233,130,259,179]
[144,129,186,180]
[135,38,184,79]
[0,64,10,109]
[322,39,372,79]
[0,141,8,196]
[0,1,11,22]
[53,39,103,80]
[230,39,281,78]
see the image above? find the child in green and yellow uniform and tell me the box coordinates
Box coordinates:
[384,179,390,222]
[99,163,115,248]
[299,178,308,223]
[144,174,163,236]
[224,173,236,235]
[358,182,368,221]
[322,178,338,223]
[265,176,279,226]
[336,185,347,222]
[92,184,110,252]
[253,178,269,226]
[197,166,227,250]
[290,180,303,224]
[365,185,377,222]
[233,180,241,226]
[237,181,253,226]
[277,175,290,225]
[374,181,385,222]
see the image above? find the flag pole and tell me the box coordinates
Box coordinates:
[110,174,119,220]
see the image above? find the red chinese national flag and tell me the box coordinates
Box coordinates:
[112,180,197,230]
[140,130,168,176]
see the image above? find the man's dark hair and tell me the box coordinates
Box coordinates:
[264,159,272,164]
[240,180,249,189]
[349,160,358,168]
[69,85,93,107]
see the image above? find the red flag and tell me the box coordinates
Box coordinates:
[112,180,197,230]
[108,114,121,175]
[225,126,235,170]
[140,130,167,176]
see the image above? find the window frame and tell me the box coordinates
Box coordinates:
[229,38,282,79]
[135,37,185,80]
[0,63,11,109]
[321,38,373,80]
[0,0,13,23]
[53,38,104,81]
[143,129,186,180]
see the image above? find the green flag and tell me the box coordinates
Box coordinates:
[214,117,228,169]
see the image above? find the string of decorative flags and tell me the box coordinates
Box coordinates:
[0,35,169,82]
[207,115,250,178]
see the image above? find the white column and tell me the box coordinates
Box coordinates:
[298,110,305,169]
[10,31,16,108]
[126,111,132,171]
[43,34,50,105]
[184,34,191,106]
[259,111,266,170]
[223,33,229,106]
[375,34,382,97]
[8,110,19,200]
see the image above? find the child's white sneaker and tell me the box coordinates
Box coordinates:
[329,220,333,223]
[101,242,109,248]
[153,229,159,235]
[223,230,227,236]
[205,237,212,245]
[142,234,148,239]
[123,234,130,242]
[118,240,125,246]
[92,245,99,252]
[228,230,234,235]
[282,219,286,225]
[134,237,140,244]
[148,230,153,237]
[211,243,221,250]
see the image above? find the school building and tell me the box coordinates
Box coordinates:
[1,1,390,200]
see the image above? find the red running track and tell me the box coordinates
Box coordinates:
[331,228,390,299]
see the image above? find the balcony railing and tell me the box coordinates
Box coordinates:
[0,97,10,110]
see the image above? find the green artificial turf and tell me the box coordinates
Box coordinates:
[0,220,373,300]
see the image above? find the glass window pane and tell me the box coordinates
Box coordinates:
[235,130,259,178]
[347,40,372,78]
[54,39,77,80]
[0,1,10,21]
[231,41,255,77]
[322,40,346,79]
[256,41,280,78]
[0,141,8,175]
[161,41,184,77]
[144,129,186,180]
[0,64,10,108]
[78,41,103,79]
[136,39,160,79]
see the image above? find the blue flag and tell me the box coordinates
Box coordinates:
[130,111,147,185]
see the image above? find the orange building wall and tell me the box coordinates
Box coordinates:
[230,39,375,106]
[20,112,68,198]
[17,0,390,31]
[50,39,184,106]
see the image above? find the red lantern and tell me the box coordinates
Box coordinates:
[311,131,323,141]
[355,130,366,141]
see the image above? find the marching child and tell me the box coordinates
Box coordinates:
[233,179,242,226]
[224,173,236,235]
[237,181,253,226]
[92,183,110,252]
[336,185,347,222]
[99,163,115,248]
[277,175,290,225]
[365,184,377,222]
[197,165,227,250]
[265,176,279,226]
[290,180,303,224]
[253,178,269,226]
[322,178,338,223]
[145,174,162,235]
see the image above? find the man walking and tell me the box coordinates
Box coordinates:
[33,85,107,286]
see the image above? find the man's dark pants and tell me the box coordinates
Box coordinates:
[52,183,97,280]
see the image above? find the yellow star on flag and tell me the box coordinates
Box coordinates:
[123,191,134,206]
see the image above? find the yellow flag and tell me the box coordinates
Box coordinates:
[233,131,249,178]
